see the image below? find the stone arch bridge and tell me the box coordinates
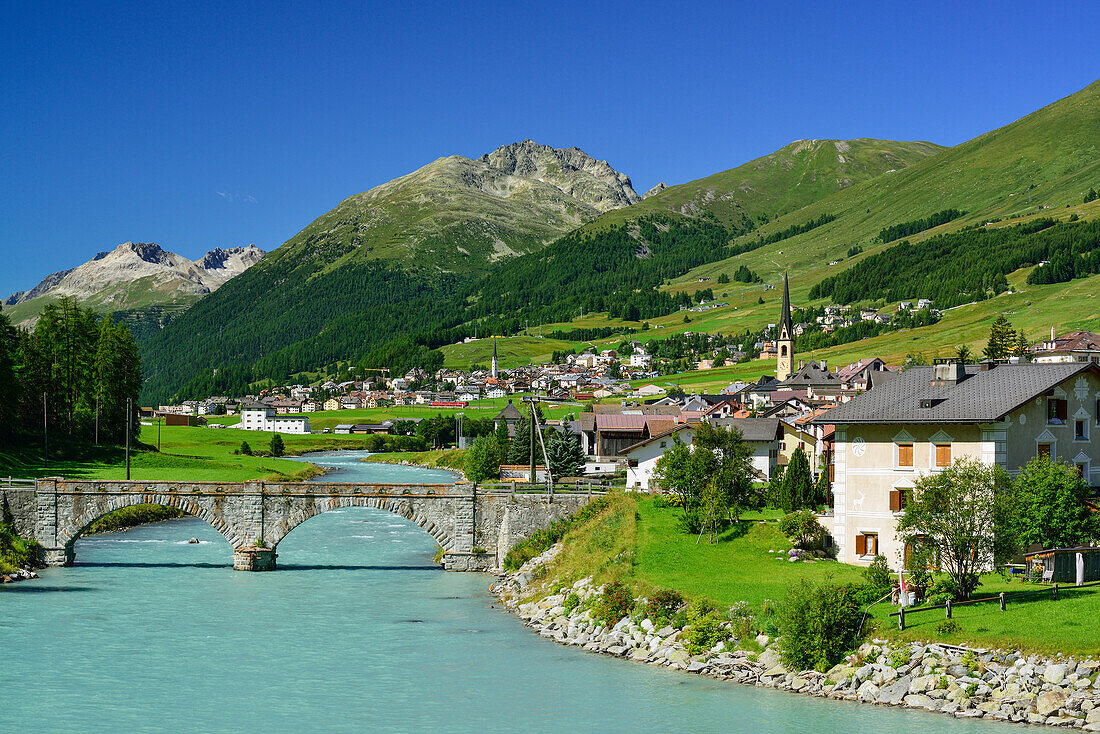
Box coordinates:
[3,478,595,571]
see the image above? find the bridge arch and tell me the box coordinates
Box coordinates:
[57,494,243,555]
[268,496,455,552]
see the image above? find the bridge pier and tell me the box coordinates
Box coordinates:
[40,546,74,567]
[233,547,277,571]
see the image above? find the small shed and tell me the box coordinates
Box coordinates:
[1024,547,1100,585]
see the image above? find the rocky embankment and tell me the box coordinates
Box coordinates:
[493,544,1100,729]
[1,567,40,584]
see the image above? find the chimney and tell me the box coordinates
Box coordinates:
[821,359,828,371]
[1051,325,1056,341]
[798,359,806,369]
[932,358,966,384]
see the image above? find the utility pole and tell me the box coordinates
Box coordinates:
[125,397,131,480]
[95,393,99,447]
[157,416,162,452]
[42,392,48,468]
[529,402,536,486]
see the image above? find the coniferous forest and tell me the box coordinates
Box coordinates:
[0,298,142,445]
[810,219,1100,308]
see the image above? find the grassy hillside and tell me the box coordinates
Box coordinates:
[589,138,942,231]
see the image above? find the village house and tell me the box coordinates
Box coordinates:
[815,360,1100,567]
[239,405,311,434]
[1031,329,1100,364]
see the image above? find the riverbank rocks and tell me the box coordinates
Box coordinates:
[0,567,40,583]
[491,542,1100,730]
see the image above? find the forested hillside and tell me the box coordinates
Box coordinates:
[810,218,1100,307]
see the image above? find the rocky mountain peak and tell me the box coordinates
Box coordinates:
[479,140,641,212]
[643,182,668,198]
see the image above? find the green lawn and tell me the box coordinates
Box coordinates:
[0,425,378,482]
[631,499,863,606]
[868,576,1100,656]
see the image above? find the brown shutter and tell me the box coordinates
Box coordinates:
[936,444,951,467]
[889,490,902,511]
[855,534,867,555]
[898,443,914,466]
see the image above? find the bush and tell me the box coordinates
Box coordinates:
[644,589,684,626]
[728,601,756,639]
[239,441,253,456]
[595,581,634,625]
[778,510,825,549]
[563,592,581,615]
[862,555,892,593]
[776,579,865,671]
[934,619,961,635]
[681,599,730,654]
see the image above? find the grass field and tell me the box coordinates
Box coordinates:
[364,449,468,473]
[0,425,377,482]
[546,492,1100,654]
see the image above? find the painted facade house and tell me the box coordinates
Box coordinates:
[1031,329,1100,364]
[238,406,311,434]
[815,361,1100,567]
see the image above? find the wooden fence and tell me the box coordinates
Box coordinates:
[888,580,1100,630]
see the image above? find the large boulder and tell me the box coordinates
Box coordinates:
[1036,689,1068,717]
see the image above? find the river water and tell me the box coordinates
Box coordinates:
[0,451,1016,732]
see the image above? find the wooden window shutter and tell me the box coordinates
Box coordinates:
[1058,400,1068,422]
[898,443,914,466]
[889,490,902,511]
[935,444,951,467]
[855,534,867,555]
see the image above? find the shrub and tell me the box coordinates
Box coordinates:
[681,599,730,654]
[239,441,253,456]
[728,601,756,639]
[776,579,865,671]
[595,581,634,625]
[563,592,581,615]
[862,555,892,593]
[933,619,960,635]
[778,510,825,549]
[644,589,684,626]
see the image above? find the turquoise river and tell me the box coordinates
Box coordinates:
[1,451,1018,732]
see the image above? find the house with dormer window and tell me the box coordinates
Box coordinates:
[814,360,1100,566]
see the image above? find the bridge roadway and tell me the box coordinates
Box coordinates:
[2,478,595,571]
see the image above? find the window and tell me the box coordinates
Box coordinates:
[1076,420,1088,441]
[855,532,878,556]
[889,489,911,512]
[1048,398,1068,425]
[1077,463,1088,479]
[935,444,952,468]
[659,441,667,449]
[897,443,914,468]
[1037,443,1052,459]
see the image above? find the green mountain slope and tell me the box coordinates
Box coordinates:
[139,141,641,399]
[592,138,942,231]
[685,79,1100,290]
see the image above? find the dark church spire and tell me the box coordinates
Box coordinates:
[780,272,793,337]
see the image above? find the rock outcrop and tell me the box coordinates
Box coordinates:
[4,242,265,326]
[643,182,668,198]
[480,139,641,212]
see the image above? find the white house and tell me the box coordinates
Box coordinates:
[621,418,782,491]
[239,407,311,434]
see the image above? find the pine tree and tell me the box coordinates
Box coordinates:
[240,441,253,456]
[546,428,585,479]
[983,315,1015,360]
[780,447,814,512]
[270,433,285,457]
[1012,330,1031,360]
[0,309,17,440]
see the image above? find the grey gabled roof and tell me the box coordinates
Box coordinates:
[710,417,783,442]
[815,363,1098,424]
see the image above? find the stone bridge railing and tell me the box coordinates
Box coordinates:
[2,478,596,572]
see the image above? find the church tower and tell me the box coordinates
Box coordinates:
[491,337,499,379]
[776,273,794,381]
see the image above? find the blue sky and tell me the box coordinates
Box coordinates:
[2,0,1098,297]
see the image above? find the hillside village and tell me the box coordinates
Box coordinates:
[152,274,1100,569]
